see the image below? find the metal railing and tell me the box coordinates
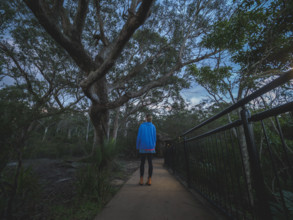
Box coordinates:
[164,70,293,220]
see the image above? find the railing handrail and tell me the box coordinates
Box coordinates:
[181,70,293,137]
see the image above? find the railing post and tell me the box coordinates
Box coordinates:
[240,106,272,220]
[183,137,191,187]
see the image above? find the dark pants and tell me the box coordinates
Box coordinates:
[140,153,153,178]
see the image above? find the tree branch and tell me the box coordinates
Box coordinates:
[97,64,181,110]
[23,0,95,73]
[72,0,89,42]
[100,49,220,110]
[34,63,55,99]
[181,49,219,66]
[109,48,165,91]
[94,0,109,46]
[80,0,155,91]
[179,0,204,60]
[0,43,38,98]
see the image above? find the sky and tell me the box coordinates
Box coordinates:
[181,83,209,106]
[1,72,209,107]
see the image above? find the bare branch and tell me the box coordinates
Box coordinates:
[0,43,38,98]
[179,0,204,60]
[94,0,109,46]
[181,50,219,66]
[202,83,227,105]
[54,93,64,109]
[34,63,55,99]
[110,48,166,91]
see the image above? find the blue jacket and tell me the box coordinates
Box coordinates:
[136,122,156,153]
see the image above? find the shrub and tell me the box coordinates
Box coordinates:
[0,166,40,219]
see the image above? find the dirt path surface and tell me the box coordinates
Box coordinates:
[95,159,219,220]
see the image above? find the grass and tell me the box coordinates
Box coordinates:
[47,166,123,220]
[49,199,103,220]
[1,134,137,220]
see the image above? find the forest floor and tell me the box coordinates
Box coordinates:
[17,157,140,219]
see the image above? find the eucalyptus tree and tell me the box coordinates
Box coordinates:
[187,0,293,206]
[21,0,233,150]
[0,2,86,217]
[188,0,293,117]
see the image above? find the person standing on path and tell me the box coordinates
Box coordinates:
[136,114,156,186]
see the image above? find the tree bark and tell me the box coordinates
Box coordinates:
[89,102,109,153]
[111,107,120,140]
[67,128,72,139]
[237,110,254,206]
[42,126,49,142]
[86,114,90,143]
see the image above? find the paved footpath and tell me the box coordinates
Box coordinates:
[95,159,220,220]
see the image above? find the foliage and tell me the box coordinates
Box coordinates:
[117,136,137,158]
[187,65,233,100]
[16,0,236,148]
[117,129,138,159]
[76,165,113,203]
[0,166,40,219]
[24,134,93,159]
[49,199,102,220]
[270,190,293,219]
[72,139,120,219]
[77,139,118,198]
[0,0,292,219]
[203,0,293,72]
[0,86,34,170]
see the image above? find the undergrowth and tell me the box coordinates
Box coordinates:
[46,139,120,220]
[1,139,127,220]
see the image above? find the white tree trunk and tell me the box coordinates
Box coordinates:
[67,128,72,139]
[111,107,120,140]
[122,120,129,138]
[107,118,111,141]
[42,127,48,142]
[237,110,254,206]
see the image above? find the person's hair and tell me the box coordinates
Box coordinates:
[146,114,152,122]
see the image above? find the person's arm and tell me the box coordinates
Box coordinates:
[153,125,156,146]
[136,125,142,149]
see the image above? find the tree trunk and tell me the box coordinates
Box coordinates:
[86,114,90,143]
[123,121,129,138]
[237,110,254,206]
[67,128,72,139]
[107,118,111,141]
[42,127,48,142]
[89,104,109,154]
[111,107,120,140]
[227,113,237,138]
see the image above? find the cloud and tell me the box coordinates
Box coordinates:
[190,97,201,105]
[0,76,15,88]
